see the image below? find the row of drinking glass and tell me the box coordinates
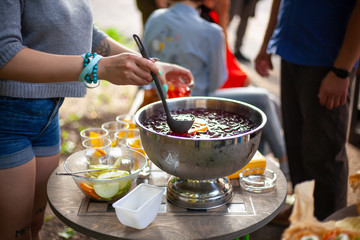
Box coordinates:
[79,114,150,176]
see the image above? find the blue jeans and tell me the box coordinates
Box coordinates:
[0,97,64,169]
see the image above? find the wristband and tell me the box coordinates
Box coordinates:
[79,52,103,88]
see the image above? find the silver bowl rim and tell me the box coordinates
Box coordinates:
[134,96,267,141]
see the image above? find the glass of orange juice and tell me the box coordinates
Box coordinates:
[80,127,109,143]
[82,138,112,165]
[126,137,150,177]
[101,121,129,147]
[116,114,137,129]
[115,128,140,148]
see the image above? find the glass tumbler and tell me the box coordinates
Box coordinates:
[115,128,140,148]
[116,114,137,129]
[126,137,150,177]
[82,137,112,166]
[101,120,129,147]
[166,74,193,98]
[80,127,109,143]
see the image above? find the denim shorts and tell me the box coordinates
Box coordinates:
[0,97,64,169]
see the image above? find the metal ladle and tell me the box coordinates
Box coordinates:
[133,34,194,133]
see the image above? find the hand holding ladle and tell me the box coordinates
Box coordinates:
[133,34,194,133]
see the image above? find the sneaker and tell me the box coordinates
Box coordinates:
[234,51,251,62]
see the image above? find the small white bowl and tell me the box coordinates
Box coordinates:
[112,183,164,229]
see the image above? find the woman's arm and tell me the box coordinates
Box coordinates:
[0,46,157,86]
[94,36,138,57]
[0,48,84,84]
[0,36,193,87]
[0,33,162,86]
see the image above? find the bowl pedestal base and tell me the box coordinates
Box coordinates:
[166,176,233,209]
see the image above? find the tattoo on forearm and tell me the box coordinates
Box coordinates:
[94,39,110,56]
[35,206,46,215]
[15,226,30,238]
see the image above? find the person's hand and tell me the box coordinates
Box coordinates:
[254,50,273,77]
[157,62,194,87]
[99,53,160,86]
[318,71,350,110]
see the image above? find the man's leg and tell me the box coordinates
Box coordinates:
[281,60,349,220]
[233,0,258,62]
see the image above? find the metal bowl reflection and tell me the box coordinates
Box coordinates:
[134,97,266,180]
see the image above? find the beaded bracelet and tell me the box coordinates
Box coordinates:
[78,52,103,88]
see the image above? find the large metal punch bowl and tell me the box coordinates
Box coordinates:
[134,97,267,180]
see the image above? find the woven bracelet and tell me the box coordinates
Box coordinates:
[78,52,103,88]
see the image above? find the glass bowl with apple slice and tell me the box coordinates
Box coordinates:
[63,146,147,202]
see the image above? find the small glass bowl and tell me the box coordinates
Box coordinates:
[63,147,147,202]
[239,168,277,193]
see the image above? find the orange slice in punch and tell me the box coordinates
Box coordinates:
[94,148,106,157]
[128,138,142,149]
[128,138,146,155]
[117,131,126,138]
[128,129,137,138]
[111,139,117,147]
[123,119,136,129]
[188,119,209,135]
[89,132,104,148]
[79,182,101,199]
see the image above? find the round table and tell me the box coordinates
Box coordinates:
[47,160,287,240]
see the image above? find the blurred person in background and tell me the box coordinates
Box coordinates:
[229,0,260,62]
[136,0,168,27]
[255,0,360,220]
[199,0,250,88]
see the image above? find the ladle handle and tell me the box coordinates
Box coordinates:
[133,34,171,118]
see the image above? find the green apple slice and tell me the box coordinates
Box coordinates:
[93,181,120,199]
[87,164,112,178]
[93,170,130,199]
[116,180,131,197]
[97,170,128,179]
[89,164,109,169]
[112,158,122,169]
